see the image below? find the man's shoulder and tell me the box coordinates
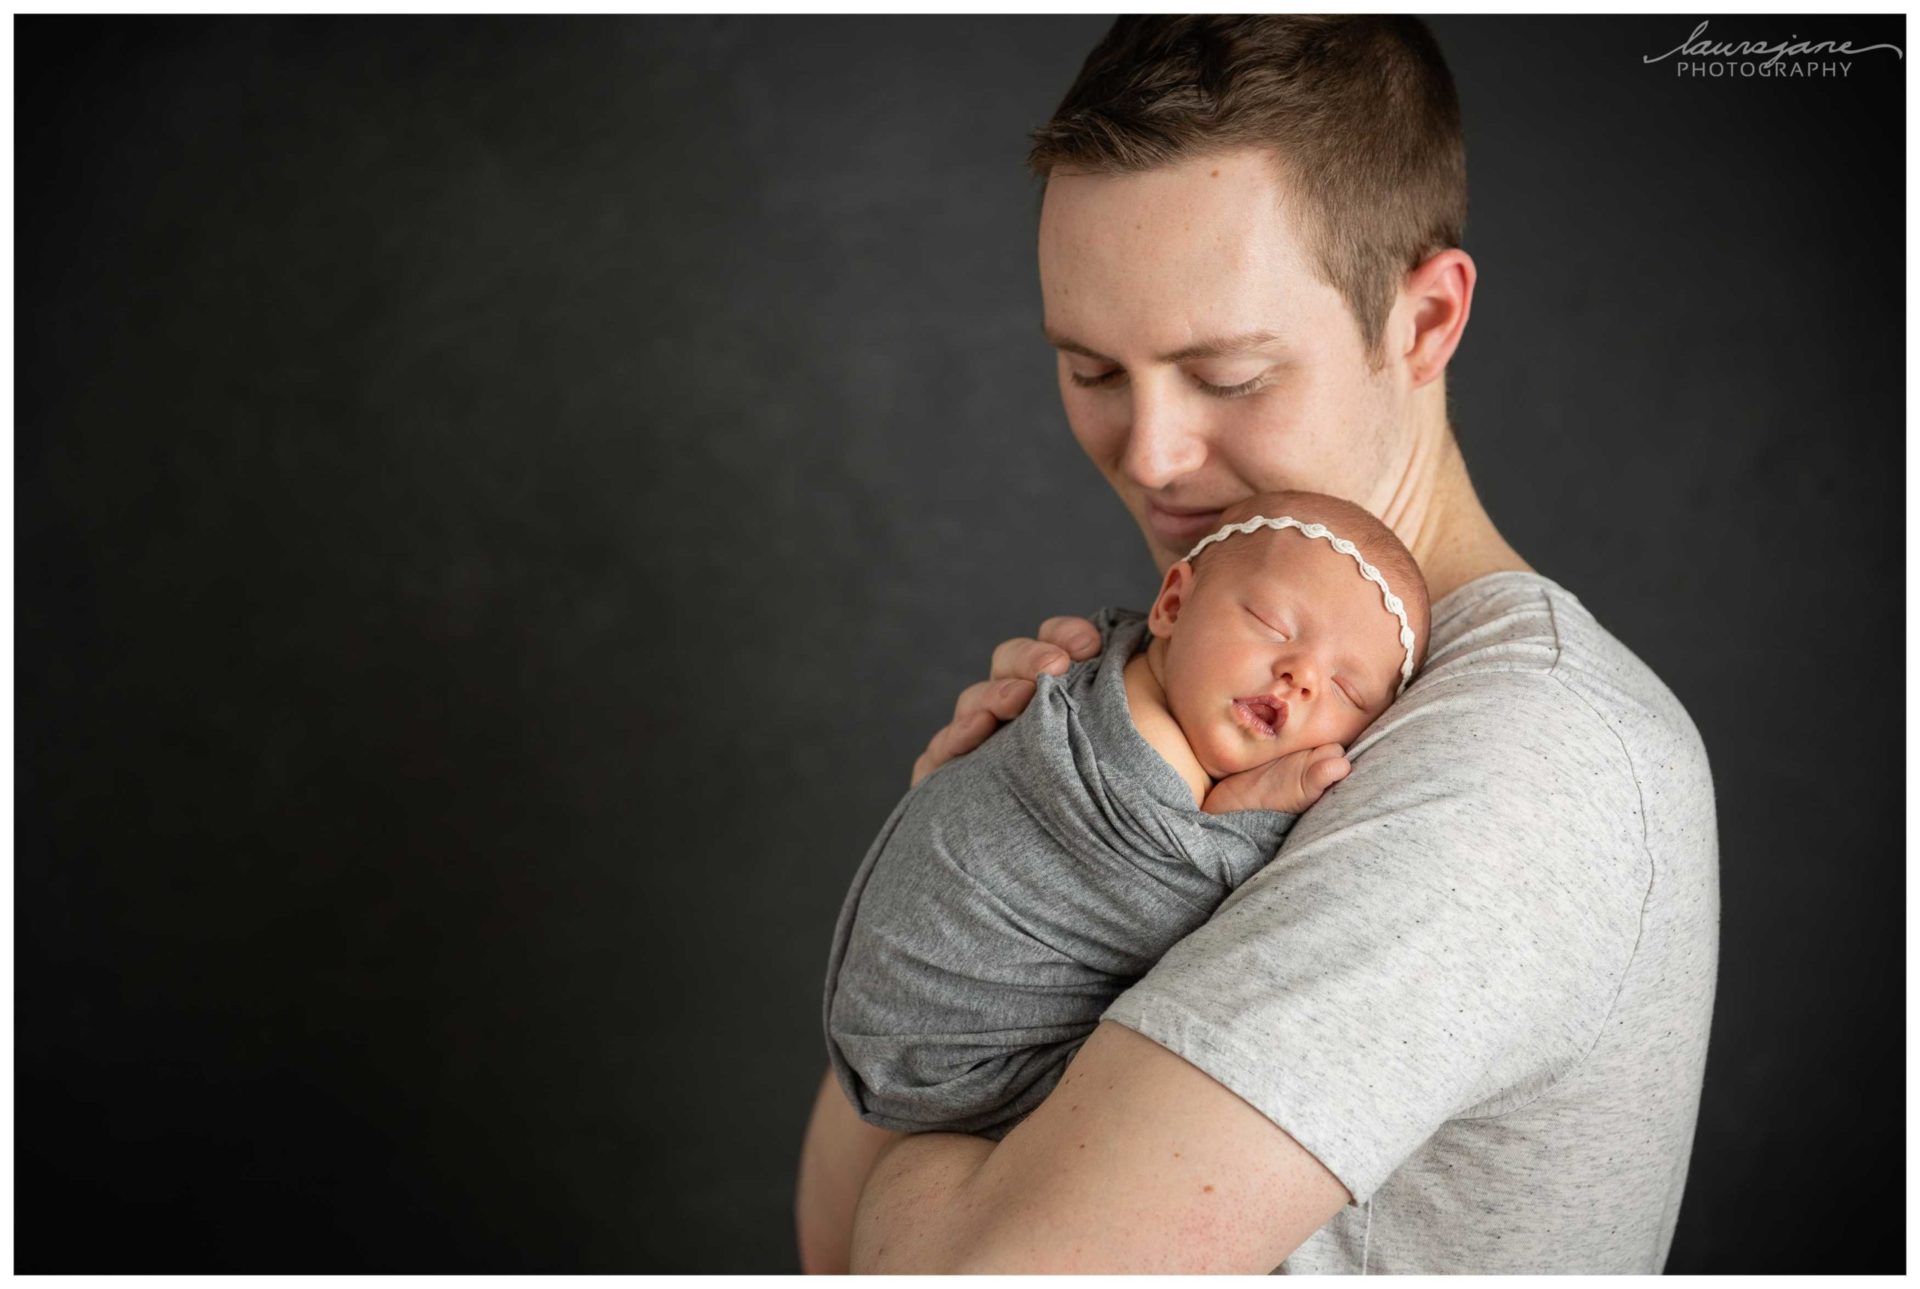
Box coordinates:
[1330,571,1715,910]
[1390,571,1710,782]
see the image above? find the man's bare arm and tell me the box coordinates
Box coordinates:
[794,1069,904,1274]
[800,617,1102,1269]
[849,1020,1351,1274]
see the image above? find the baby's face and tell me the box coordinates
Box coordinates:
[1152,534,1407,779]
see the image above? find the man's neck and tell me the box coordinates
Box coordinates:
[1376,388,1534,603]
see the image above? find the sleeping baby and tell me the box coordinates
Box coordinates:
[822,489,1433,1139]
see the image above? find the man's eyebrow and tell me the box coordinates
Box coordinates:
[1160,330,1285,363]
[1042,327,1285,365]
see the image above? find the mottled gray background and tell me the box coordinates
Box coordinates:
[18,14,1903,1273]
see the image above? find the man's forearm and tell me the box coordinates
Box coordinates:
[848,1132,996,1273]
[795,1069,906,1274]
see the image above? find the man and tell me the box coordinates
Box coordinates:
[796,16,1718,1274]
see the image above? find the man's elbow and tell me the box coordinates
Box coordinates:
[796,1226,848,1276]
[796,1171,872,1274]
[863,1224,1108,1275]
[848,1229,972,1275]
[798,1250,849,1276]
[847,1216,979,1274]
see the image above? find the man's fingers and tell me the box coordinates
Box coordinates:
[990,636,1072,682]
[936,709,996,760]
[993,678,1039,718]
[952,676,1038,724]
[917,620,1095,788]
[1037,616,1102,660]
[912,710,995,787]
[952,679,993,722]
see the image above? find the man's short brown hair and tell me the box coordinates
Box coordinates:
[1028,16,1467,367]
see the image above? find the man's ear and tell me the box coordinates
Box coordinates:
[1146,560,1196,640]
[1396,246,1476,390]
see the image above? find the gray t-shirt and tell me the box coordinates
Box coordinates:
[824,605,1296,1139]
[1100,570,1720,1273]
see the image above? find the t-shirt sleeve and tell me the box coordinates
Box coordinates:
[1099,672,1652,1205]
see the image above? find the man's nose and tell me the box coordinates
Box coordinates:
[1119,379,1207,489]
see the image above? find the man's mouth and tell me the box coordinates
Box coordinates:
[1145,500,1226,549]
[1231,696,1288,738]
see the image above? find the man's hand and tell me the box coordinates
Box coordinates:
[910,616,1102,787]
[1201,743,1350,816]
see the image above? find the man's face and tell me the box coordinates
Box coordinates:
[1153,533,1404,779]
[1038,149,1413,573]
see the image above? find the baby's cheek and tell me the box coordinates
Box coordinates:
[1272,730,1317,761]
[1201,723,1261,779]
[1194,725,1236,779]
[1335,710,1382,746]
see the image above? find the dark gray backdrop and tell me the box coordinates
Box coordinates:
[18,14,1904,1273]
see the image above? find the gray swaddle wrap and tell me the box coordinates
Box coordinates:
[822,605,1296,1139]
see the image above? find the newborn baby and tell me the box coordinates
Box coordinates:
[822,489,1433,1139]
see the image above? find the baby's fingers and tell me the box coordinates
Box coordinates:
[1298,744,1352,799]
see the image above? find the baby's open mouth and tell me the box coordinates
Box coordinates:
[1232,696,1287,738]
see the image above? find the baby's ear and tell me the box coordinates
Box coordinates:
[1146,560,1196,639]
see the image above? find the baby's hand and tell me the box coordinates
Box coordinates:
[1200,743,1351,816]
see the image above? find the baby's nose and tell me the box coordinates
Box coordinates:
[1279,670,1312,700]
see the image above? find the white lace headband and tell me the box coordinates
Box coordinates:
[1184,515,1418,698]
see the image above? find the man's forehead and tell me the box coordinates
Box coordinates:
[1036,152,1309,265]
[1036,156,1334,355]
